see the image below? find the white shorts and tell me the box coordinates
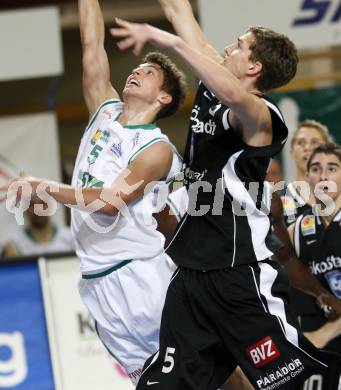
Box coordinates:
[78,253,176,385]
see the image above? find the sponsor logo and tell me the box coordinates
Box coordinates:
[147,380,160,386]
[256,358,304,389]
[103,109,113,119]
[325,270,341,298]
[309,255,341,275]
[128,367,142,382]
[293,0,341,26]
[282,196,296,215]
[301,215,316,236]
[246,336,280,368]
[78,170,104,189]
[100,130,110,143]
[132,132,141,148]
[110,142,122,158]
[0,332,28,387]
[190,105,217,136]
[90,129,102,145]
[306,239,317,245]
[184,167,207,183]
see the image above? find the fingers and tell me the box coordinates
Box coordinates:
[110,27,129,38]
[114,17,131,27]
[116,37,136,51]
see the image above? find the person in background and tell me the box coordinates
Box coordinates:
[2,198,73,257]
[279,119,332,226]
[288,142,341,389]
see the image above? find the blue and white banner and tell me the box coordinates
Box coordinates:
[0,262,54,389]
[198,0,341,51]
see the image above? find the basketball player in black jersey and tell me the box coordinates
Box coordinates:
[288,143,341,389]
[110,2,340,389]
[279,120,332,227]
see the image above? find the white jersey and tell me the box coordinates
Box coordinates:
[8,225,74,256]
[71,99,182,275]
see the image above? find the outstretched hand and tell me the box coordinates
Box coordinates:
[110,17,179,56]
[0,175,39,205]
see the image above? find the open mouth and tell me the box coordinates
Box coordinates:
[127,78,140,87]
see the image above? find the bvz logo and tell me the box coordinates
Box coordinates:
[293,0,341,26]
[246,336,281,368]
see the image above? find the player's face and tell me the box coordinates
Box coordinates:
[223,32,255,80]
[290,127,326,173]
[308,153,341,203]
[27,201,49,228]
[123,63,165,103]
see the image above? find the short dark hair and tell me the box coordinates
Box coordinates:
[307,142,341,171]
[291,119,332,147]
[142,52,187,120]
[247,26,298,92]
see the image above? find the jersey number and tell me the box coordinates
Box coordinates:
[87,145,103,165]
[303,375,323,390]
[161,347,175,374]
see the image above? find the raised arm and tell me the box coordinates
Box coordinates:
[0,142,172,216]
[79,0,119,117]
[111,20,271,147]
[158,0,222,63]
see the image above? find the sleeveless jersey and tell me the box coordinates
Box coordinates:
[71,99,182,274]
[167,82,287,270]
[294,209,341,301]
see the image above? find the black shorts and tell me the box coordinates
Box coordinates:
[136,261,340,390]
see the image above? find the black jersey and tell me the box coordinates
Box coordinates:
[294,209,341,301]
[278,182,312,226]
[167,82,287,270]
[294,209,341,389]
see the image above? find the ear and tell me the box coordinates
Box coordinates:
[157,92,172,106]
[247,61,262,77]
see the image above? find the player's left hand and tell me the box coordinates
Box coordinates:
[316,293,341,320]
[110,17,179,56]
[0,175,40,205]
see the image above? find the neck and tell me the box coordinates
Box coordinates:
[119,98,158,126]
[295,168,306,183]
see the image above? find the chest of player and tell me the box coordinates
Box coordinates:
[76,124,140,188]
[299,214,341,296]
[185,90,241,184]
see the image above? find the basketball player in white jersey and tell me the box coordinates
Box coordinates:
[1,0,187,384]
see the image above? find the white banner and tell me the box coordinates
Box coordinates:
[0,112,64,246]
[198,0,341,51]
[0,7,63,81]
[39,256,134,390]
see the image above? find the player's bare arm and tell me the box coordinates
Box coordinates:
[79,0,119,117]
[273,192,341,318]
[158,0,222,63]
[1,142,172,216]
[110,19,272,148]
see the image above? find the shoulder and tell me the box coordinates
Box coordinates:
[86,99,123,131]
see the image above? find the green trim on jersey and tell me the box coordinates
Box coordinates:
[85,99,121,132]
[128,137,167,165]
[81,259,132,279]
[124,123,157,130]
